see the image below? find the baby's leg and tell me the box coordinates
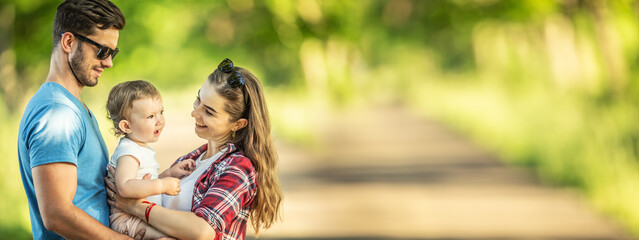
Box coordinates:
[135,221,173,240]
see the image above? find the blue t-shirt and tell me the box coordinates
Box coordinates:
[18,82,110,239]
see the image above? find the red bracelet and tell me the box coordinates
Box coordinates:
[142,201,156,222]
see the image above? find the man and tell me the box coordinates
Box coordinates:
[17,0,136,239]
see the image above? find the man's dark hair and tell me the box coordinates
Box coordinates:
[52,0,125,49]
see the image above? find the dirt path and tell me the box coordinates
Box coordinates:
[152,105,633,240]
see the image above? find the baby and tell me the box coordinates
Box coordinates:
[106,80,195,239]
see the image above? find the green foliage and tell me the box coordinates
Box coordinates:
[3,0,639,237]
[0,112,31,239]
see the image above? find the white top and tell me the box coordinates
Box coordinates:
[109,137,162,204]
[162,148,226,211]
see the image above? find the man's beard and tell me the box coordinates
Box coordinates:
[68,45,98,87]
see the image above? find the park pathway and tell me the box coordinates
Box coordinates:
[152,104,633,240]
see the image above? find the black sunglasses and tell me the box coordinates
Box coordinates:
[217,58,245,88]
[64,31,119,60]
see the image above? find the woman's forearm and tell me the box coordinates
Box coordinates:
[158,169,171,179]
[140,204,216,240]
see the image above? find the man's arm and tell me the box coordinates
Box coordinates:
[33,162,130,240]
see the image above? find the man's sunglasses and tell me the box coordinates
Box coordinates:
[63,31,119,60]
[217,58,245,88]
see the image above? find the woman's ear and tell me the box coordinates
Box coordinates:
[118,119,131,134]
[233,118,248,131]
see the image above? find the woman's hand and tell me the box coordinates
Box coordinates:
[169,159,196,178]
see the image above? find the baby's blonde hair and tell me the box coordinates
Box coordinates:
[106,80,160,137]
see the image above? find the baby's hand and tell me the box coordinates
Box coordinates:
[161,177,181,195]
[170,159,196,179]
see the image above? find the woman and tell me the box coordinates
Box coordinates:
[106,58,283,239]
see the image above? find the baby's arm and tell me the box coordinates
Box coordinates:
[115,155,181,198]
[159,159,196,179]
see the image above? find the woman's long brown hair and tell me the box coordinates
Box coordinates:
[208,66,282,235]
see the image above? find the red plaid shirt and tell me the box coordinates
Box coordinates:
[172,143,256,240]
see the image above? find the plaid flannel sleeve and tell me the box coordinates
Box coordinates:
[193,156,256,233]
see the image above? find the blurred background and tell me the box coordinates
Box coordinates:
[2,0,639,239]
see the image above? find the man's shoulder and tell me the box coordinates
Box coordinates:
[20,86,85,139]
[23,100,82,125]
[24,83,83,120]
